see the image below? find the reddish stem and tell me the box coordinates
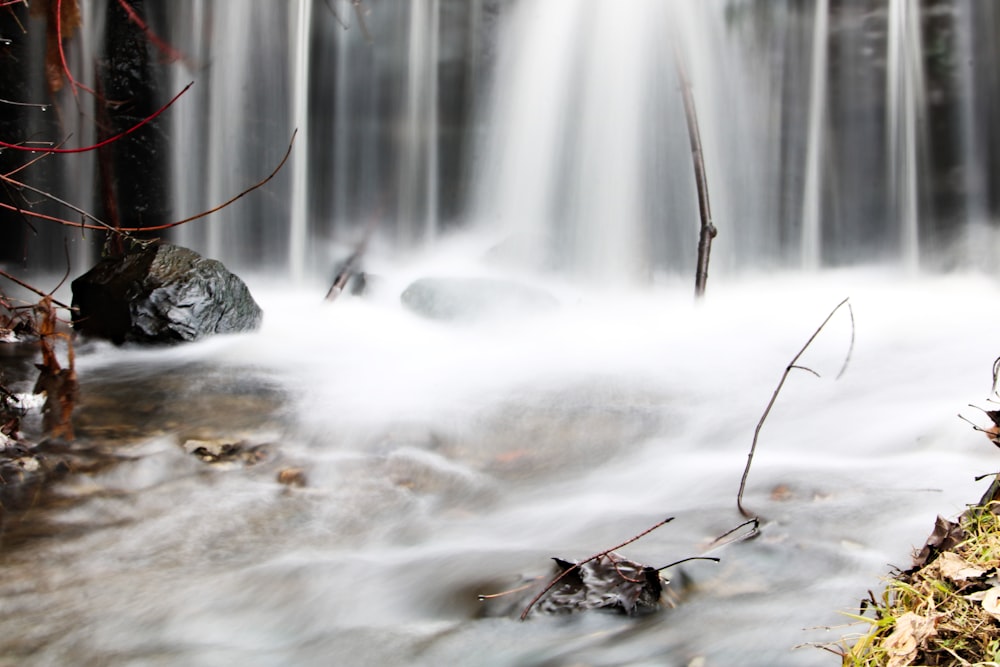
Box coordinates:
[0,82,193,154]
[56,0,97,99]
[115,0,187,64]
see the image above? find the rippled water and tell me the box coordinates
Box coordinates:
[2,258,999,666]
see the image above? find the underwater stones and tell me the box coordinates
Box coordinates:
[71,242,262,344]
[400,276,558,322]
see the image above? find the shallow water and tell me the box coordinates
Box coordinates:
[2,260,999,666]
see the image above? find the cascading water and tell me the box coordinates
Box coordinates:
[801,0,829,269]
[887,0,926,270]
[471,0,778,279]
[6,3,1000,667]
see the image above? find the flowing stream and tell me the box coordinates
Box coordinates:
[4,1,1000,665]
[3,261,1000,666]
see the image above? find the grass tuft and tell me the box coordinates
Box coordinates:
[843,501,1000,666]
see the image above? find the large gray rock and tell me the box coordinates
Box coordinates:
[71,242,262,344]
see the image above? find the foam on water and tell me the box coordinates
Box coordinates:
[18,251,998,665]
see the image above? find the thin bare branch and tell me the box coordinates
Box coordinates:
[0,269,72,310]
[0,98,49,110]
[655,556,720,572]
[2,171,117,233]
[0,82,194,154]
[135,129,297,232]
[115,0,188,65]
[836,302,855,379]
[737,297,853,518]
[0,130,296,235]
[706,517,760,549]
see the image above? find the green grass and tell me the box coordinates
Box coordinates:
[843,504,1000,666]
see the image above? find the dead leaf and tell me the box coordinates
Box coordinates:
[911,515,965,570]
[277,467,307,487]
[937,551,986,583]
[884,612,941,667]
[534,553,665,616]
[982,586,1000,621]
[32,0,83,94]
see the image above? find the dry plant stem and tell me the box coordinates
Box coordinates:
[2,172,117,233]
[0,98,48,109]
[56,0,96,100]
[737,297,853,518]
[0,130,296,235]
[325,213,378,301]
[706,517,760,549]
[675,50,716,299]
[519,517,674,621]
[655,556,720,572]
[0,82,194,154]
[0,268,71,310]
[477,579,543,601]
[115,0,187,64]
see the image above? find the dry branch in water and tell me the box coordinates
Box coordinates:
[737,297,855,518]
[325,213,377,302]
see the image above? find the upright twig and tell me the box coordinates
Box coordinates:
[519,517,674,620]
[737,298,854,518]
[675,51,716,299]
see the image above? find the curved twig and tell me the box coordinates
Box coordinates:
[0,82,194,154]
[655,556,720,572]
[0,130,296,235]
[737,297,853,518]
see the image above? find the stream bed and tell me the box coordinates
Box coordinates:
[2,265,998,667]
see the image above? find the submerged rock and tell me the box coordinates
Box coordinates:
[71,242,262,344]
[400,276,558,322]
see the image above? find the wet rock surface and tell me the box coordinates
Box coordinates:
[400,276,558,322]
[71,242,263,344]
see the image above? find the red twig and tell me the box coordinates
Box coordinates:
[0,268,72,310]
[0,129,296,234]
[56,0,96,100]
[115,0,187,64]
[0,82,193,154]
[519,517,674,620]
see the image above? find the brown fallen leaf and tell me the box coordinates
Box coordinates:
[982,586,1000,621]
[936,551,986,583]
[32,0,83,94]
[910,515,965,570]
[884,611,941,667]
[277,467,307,487]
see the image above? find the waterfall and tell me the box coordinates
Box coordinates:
[471,0,774,281]
[887,0,926,270]
[2,1,998,280]
[801,0,829,270]
[289,0,313,282]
